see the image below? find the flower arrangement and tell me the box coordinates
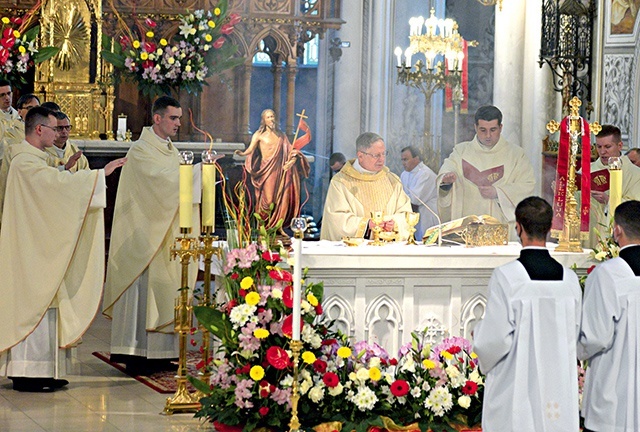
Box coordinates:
[0,8,59,87]
[101,0,243,96]
[590,226,619,262]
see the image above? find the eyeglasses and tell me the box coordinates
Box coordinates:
[20,105,38,111]
[38,124,59,133]
[361,151,388,160]
[56,125,73,132]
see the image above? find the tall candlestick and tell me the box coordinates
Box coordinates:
[179,151,194,229]
[290,218,308,341]
[609,157,623,216]
[201,151,217,228]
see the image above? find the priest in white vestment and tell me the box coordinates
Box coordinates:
[400,146,438,239]
[437,106,535,233]
[474,196,582,432]
[103,96,199,374]
[583,125,640,248]
[0,79,20,165]
[0,106,125,392]
[44,111,89,172]
[578,200,640,432]
[321,132,412,241]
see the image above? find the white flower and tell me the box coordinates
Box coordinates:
[424,387,453,417]
[351,386,378,411]
[445,365,460,379]
[229,303,256,328]
[300,369,311,381]
[450,373,466,388]
[301,300,311,313]
[410,386,422,398]
[356,367,370,381]
[301,325,322,348]
[308,385,325,403]
[458,395,471,409]
[348,372,357,382]
[179,23,194,37]
[300,379,312,395]
[400,357,416,373]
[369,357,381,369]
[594,251,608,261]
[280,375,293,387]
[469,369,484,385]
[328,383,343,396]
[271,288,283,299]
[421,381,431,392]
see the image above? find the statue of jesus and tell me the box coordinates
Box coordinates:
[235,109,310,231]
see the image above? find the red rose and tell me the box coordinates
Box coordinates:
[390,379,410,397]
[262,250,281,262]
[266,346,290,370]
[213,37,225,49]
[230,272,239,280]
[322,372,339,388]
[447,346,461,355]
[315,304,323,315]
[282,285,293,308]
[259,406,269,416]
[389,358,398,366]
[461,380,478,395]
[587,265,596,274]
[313,359,327,373]
[281,314,303,339]
[228,13,242,26]
[145,17,157,28]
[239,289,247,298]
[220,23,234,35]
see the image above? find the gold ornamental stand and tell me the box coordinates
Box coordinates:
[193,226,221,400]
[546,97,601,252]
[164,228,200,415]
[288,339,303,431]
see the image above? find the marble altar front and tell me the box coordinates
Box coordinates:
[302,241,594,356]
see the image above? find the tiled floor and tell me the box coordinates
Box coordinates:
[0,315,216,432]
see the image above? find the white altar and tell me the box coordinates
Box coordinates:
[302,241,594,356]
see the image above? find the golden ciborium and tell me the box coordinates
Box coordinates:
[405,212,420,245]
[370,211,385,246]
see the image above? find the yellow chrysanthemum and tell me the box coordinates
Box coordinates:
[160,38,168,46]
[146,31,154,38]
[301,351,316,364]
[132,40,141,49]
[245,291,260,306]
[306,293,318,307]
[369,367,381,381]
[208,20,216,28]
[1,18,9,25]
[240,277,254,290]
[422,359,436,369]
[253,328,269,339]
[441,351,453,360]
[18,46,25,54]
[470,352,478,359]
[140,52,149,60]
[337,347,352,359]
[214,8,221,16]
[250,365,265,381]
[204,34,212,42]
[13,30,19,38]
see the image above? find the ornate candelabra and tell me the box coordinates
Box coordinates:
[394,7,476,147]
[547,97,601,252]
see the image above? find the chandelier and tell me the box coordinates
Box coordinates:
[477,0,503,10]
[394,8,476,145]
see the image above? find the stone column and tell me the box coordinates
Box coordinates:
[285,61,298,136]
[241,63,253,141]
[272,63,283,121]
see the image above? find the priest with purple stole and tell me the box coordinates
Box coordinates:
[578,200,640,432]
[437,106,535,235]
[473,196,582,432]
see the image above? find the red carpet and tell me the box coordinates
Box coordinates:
[92,351,201,394]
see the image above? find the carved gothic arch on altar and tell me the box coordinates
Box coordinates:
[460,293,486,341]
[416,314,448,346]
[321,294,355,339]
[364,294,403,356]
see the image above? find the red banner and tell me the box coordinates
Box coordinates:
[293,118,312,150]
[579,118,591,234]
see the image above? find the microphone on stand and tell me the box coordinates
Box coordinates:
[406,189,442,247]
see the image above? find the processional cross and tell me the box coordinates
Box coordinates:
[546,97,601,253]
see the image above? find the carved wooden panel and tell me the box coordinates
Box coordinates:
[250,0,292,14]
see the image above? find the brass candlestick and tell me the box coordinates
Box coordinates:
[547,97,601,253]
[164,227,200,415]
[193,226,222,401]
[288,340,303,432]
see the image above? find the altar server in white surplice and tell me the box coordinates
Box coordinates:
[400,146,438,239]
[578,200,640,432]
[0,107,125,392]
[474,196,582,432]
[437,106,535,230]
[103,95,199,375]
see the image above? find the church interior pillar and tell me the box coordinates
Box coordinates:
[285,61,298,136]
[272,63,283,122]
[242,63,253,140]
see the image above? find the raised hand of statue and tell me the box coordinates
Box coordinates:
[282,150,300,172]
[104,157,127,176]
[64,151,84,171]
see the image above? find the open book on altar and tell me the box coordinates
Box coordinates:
[423,215,509,246]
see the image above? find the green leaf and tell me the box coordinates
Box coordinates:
[187,375,211,395]
[22,25,40,41]
[101,51,126,69]
[34,46,60,63]
[193,305,233,344]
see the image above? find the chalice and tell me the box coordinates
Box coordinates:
[405,212,420,245]
[370,211,385,246]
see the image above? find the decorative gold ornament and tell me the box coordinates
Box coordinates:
[405,212,420,245]
[52,5,90,71]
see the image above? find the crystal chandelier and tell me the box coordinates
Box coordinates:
[394,8,476,145]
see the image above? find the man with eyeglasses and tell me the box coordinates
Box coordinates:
[321,132,412,241]
[0,79,20,167]
[0,106,126,392]
[437,105,535,234]
[45,111,88,172]
[16,93,40,121]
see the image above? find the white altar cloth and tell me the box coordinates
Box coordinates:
[300,241,594,356]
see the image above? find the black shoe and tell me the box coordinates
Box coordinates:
[10,377,68,392]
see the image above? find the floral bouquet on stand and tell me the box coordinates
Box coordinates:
[0,7,59,87]
[101,0,243,96]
